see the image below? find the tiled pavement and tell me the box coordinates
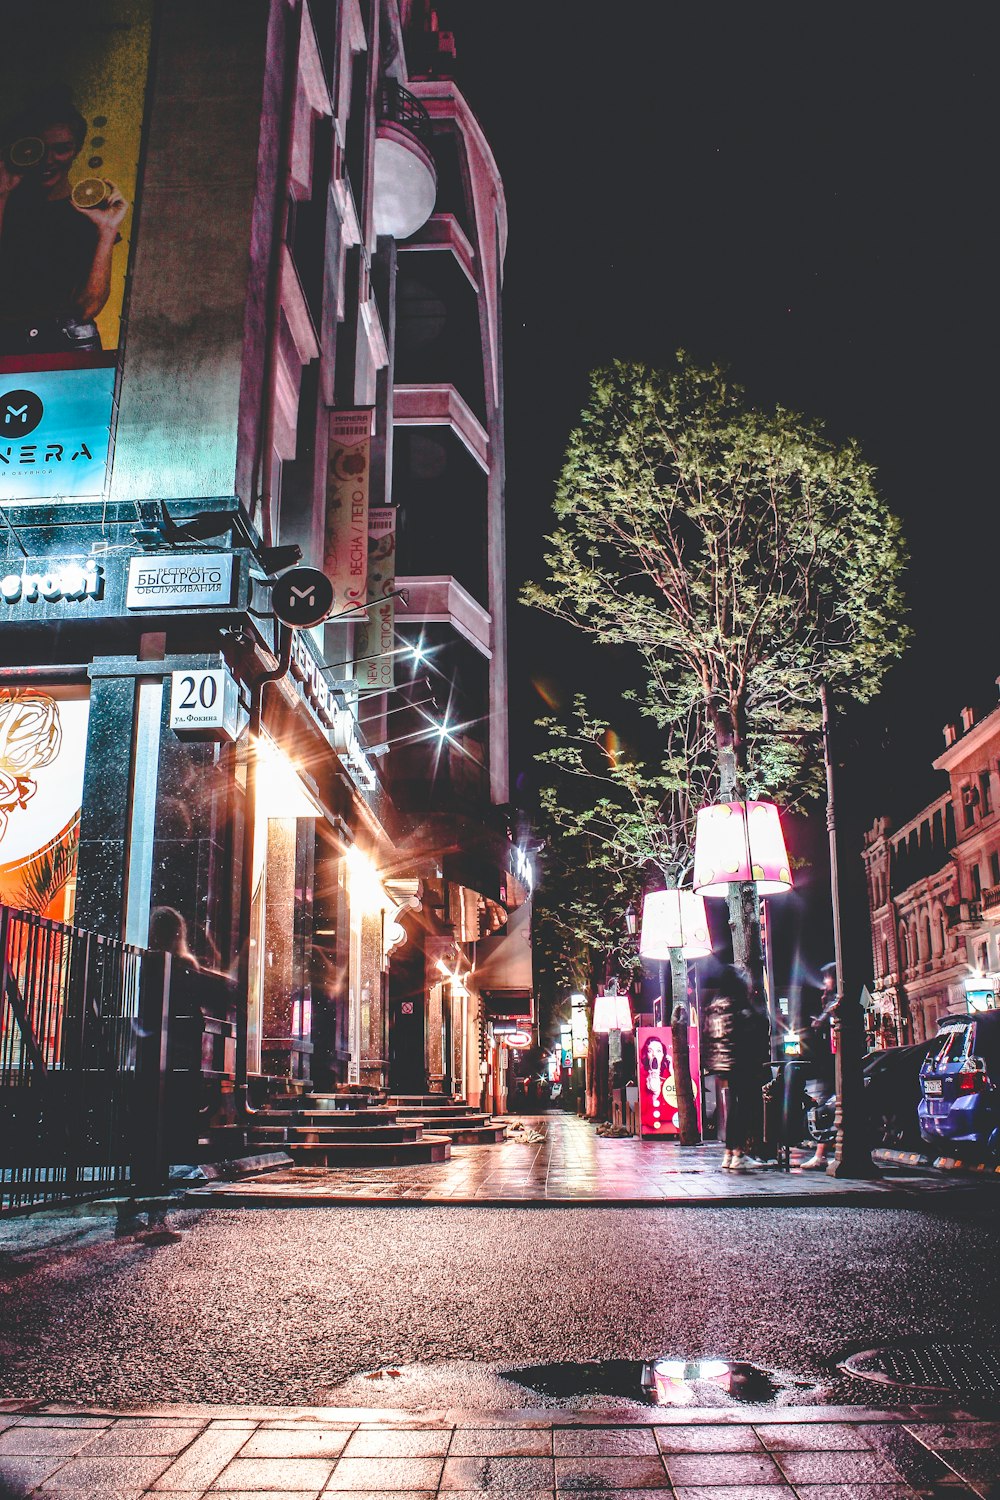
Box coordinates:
[1,1401,998,1498]
[182,1114,994,1207]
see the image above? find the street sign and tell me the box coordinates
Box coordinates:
[170,666,242,741]
[270,567,335,628]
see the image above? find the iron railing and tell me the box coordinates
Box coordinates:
[0,905,163,1212]
[377,79,434,149]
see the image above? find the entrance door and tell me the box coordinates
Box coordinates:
[388,944,426,1094]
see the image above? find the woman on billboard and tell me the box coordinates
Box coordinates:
[0,90,129,355]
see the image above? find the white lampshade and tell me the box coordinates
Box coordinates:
[693,800,792,897]
[640,889,713,959]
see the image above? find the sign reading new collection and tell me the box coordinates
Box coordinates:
[126,553,234,609]
[323,409,373,613]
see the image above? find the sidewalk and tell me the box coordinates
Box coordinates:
[1,1398,998,1497]
[181,1113,996,1208]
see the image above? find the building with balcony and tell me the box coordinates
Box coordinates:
[0,0,530,1163]
[862,684,1000,1042]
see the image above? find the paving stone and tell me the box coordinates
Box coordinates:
[755,1422,875,1450]
[210,1457,336,1491]
[553,1427,659,1456]
[151,1427,252,1490]
[323,1454,445,1490]
[783,1488,922,1499]
[664,1450,785,1485]
[240,1431,351,1460]
[773,1449,910,1484]
[0,1425,94,1456]
[341,1428,451,1457]
[672,1489,796,1500]
[905,1422,1000,1450]
[554,1454,670,1489]
[79,1425,204,1457]
[655,1424,763,1452]
[0,1457,74,1497]
[34,1453,174,1490]
[441,1454,555,1490]
[448,1429,552,1457]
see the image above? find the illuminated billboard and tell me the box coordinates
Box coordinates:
[0,0,152,501]
[0,685,90,923]
[636,1025,702,1138]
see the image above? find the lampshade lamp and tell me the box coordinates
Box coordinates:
[693,800,792,897]
[640,888,713,960]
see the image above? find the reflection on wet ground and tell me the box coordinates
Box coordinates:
[506,1356,822,1408]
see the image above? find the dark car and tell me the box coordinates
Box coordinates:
[863,1041,935,1149]
[918,1010,1000,1159]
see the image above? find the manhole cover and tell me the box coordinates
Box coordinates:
[840,1342,1000,1394]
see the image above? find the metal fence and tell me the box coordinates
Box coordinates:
[0,904,162,1212]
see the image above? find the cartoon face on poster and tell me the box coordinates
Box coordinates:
[637,1025,702,1138]
[0,686,90,922]
[0,1,152,499]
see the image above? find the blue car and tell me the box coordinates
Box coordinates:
[918,1009,1000,1159]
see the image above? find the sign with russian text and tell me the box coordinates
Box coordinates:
[0,366,115,498]
[126,553,234,609]
[355,506,396,692]
[169,667,241,741]
[323,409,373,614]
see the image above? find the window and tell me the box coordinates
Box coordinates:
[963,785,977,828]
[971,864,982,898]
[882,939,891,977]
[991,851,1000,887]
[981,771,993,814]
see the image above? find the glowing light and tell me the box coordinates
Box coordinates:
[640,890,713,959]
[255,735,324,820]
[693,801,792,897]
[345,846,391,915]
[592,988,633,1033]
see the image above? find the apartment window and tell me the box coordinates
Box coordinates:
[962,785,977,828]
[971,864,982,898]
[991,851,1000,887]
[980,771,993,814]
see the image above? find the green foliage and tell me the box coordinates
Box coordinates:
[523,354,910,804]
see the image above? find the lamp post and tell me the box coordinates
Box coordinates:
[821,683,876,1178]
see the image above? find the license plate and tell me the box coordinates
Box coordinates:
[924,1078,943,1097]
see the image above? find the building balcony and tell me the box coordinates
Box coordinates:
[982,883,1000,917]
[373,80,437,240]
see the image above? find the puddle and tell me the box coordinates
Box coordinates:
[505,1357,818,1407]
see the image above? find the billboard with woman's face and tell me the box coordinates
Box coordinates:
[0,686,90,922]
[637,1025,702,1138]
[0,0,152,500]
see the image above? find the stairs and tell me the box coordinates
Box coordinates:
[388,1093,508,1145]
[246,1092,452,1166]
[243,1090,508,1165]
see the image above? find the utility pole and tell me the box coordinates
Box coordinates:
[822,683,876,1177]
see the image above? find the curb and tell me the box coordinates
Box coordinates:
[873,1147,1000,1175]
[181,1183,922,1209]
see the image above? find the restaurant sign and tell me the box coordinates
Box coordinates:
[126,553,234,609]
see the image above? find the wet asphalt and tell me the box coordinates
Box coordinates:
[1,1198,998,1410]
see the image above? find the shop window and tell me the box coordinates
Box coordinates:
[0,684,90,925]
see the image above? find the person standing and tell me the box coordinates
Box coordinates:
[703,965,768,1170]
[795,962,839,1169]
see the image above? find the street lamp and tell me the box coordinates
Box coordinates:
[639,889,713,961]
[592,976,634,1033]
[693,800,792,896]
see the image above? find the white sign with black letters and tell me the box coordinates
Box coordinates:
[127,554,234,609]
[170,667,241,740]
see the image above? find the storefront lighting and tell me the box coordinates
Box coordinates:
[345,846,391,915]
[254,734,324,820]
[639,889,713,959]
[693,800,792,896]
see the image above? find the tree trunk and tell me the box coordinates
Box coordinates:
[717,740,767,1007]
[669,946,701,1145]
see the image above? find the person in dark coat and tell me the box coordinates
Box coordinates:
[794,962,839,1169]
[703,964,769,1170]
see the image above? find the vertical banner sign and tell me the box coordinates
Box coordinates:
[356,506,396,692]
[637,1025,702,1139]
[0,1,153,501]
[323,409,373,614]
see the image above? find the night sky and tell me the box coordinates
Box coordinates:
[445,5,993,982]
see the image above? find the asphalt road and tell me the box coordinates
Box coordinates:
[1,1199,998,1410]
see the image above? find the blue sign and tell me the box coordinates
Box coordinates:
[0,366,114,500]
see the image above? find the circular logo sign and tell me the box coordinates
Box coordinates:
[0,389,44,438]
[270,566,336,628]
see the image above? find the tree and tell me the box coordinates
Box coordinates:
[523,355,909,1004]
[532,697,713,1142]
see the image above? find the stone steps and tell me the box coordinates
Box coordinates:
[250,1123,426,1145]
[266,1134,452,1166]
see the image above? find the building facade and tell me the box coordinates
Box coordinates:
[0,0,530,1134]
[862,688,1000,1043]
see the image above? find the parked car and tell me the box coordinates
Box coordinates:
[918,1010,1000,1159]
[863,1041,934,1149]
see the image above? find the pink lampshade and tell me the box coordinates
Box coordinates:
[693,800,792,897]
[640,889,713,959]
[593,988,633,1033]
[613,994,634,1031]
